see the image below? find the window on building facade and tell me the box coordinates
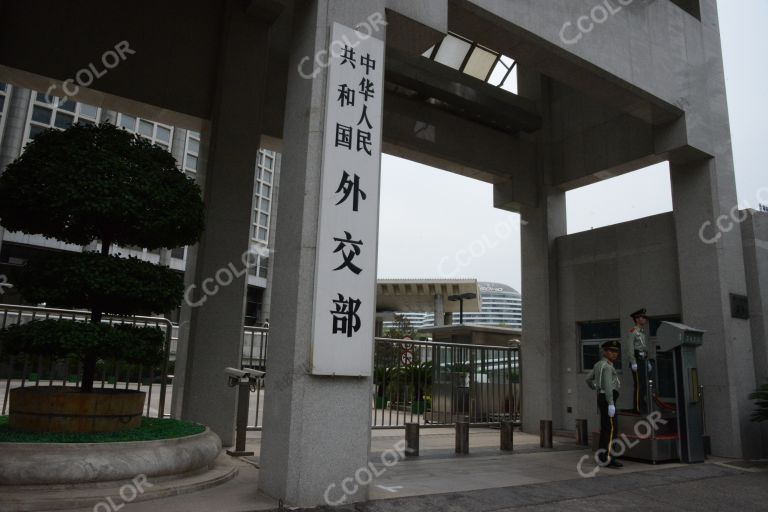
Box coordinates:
[252,149,275,243]
[579,320,622,372]
[247,252,269,279]
[184,130,200,176]
[116,113,173,151]
[24,92,100,144]
[0,83,10,144]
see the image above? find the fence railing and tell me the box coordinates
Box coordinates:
[241,326,268,429]
[0,304,522,431]
[372,337,521,428]
[0,303,174,418]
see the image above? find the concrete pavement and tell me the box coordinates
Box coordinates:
[92,429,767,512]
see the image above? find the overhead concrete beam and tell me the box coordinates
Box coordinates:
[535,76,711,191]
[382,90,536,183]
[386,48,542,133]
[0,0,227,121]
[384,9,445,56]
[449,0,684,126]
[385,0,448,35]
[493,165,538,212]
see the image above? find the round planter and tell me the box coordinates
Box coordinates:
[9,386,145,433]
[0,428,222,485]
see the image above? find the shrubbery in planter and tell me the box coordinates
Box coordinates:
[0,123,204,432]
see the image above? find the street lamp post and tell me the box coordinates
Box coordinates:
[448,292,477,324]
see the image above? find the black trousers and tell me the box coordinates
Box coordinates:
[598,390,619,463]
[632,352,648,413]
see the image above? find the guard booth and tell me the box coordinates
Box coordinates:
[601,321,706,463]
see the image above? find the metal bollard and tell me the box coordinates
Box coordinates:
[500,420,514,452]
[575,419,589,446]
[226,383,254,457]
[540,420,553,448]
[405,422,420,457]
[455,420,470,454]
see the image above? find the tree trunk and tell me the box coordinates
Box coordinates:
[80,353,98,392]
[81,239,112,392]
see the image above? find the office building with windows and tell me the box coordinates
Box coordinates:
[0,84,279,325]
[383,281,522,330]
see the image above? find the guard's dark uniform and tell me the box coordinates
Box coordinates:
[626,308,650,413]
[586,341,621,466]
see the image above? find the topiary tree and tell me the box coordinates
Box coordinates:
[0,123,204,392]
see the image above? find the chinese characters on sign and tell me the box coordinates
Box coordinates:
[311,23,384,376]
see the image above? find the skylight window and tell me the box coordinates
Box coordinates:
[423,33,518,94]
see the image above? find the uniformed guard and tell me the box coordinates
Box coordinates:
[586,340,623,468]
[625,308,650,413]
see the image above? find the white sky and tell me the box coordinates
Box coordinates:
[376,0,767,292]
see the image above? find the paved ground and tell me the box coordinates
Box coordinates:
[323,464,767,512]
[110,429,767,512]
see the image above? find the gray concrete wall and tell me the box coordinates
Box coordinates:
[556,213,681,428]
[742,210,768,456]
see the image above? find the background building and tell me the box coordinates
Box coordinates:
[383,281,522,330]
[0,84,279,325]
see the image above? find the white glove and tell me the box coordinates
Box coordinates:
[608,405,616,417]
[631,363,638,371]
[647,361,653,372]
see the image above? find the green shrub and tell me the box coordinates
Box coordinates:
[0,320,165,366]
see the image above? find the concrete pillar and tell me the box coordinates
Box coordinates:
[434,293,445,326]
[500,420,514,451]
[259,0,385,506]
[0,85,31,254]
[670,158,759,458]
[742,210,768,457]
[455,420,470,454]
[663,2,760,459]
[518,71,566,434]
[540,419,553,448]
[172,1,274,446]
[405,422,419,456]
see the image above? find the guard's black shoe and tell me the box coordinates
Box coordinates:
[606,459,623,468]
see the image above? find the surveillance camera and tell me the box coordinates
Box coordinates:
[242,368,266,379]
[224,367,248,379]
[224,367,265,388]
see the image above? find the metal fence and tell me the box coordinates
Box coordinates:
[0,303,174,418]
[241,326,268,429]
[0,304,522,431]
[372,337,521,428]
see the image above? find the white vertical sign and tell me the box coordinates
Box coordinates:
[311,23,385,376]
